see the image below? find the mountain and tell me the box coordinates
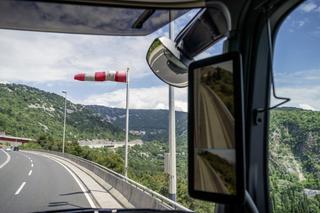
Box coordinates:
[269,108,320,212]
[1,83,319,211]
[0,83,188,143]
[0,83,124,142]
[86,105,187,142]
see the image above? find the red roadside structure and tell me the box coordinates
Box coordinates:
[0,132,32,145]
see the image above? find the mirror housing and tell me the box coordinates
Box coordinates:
[146,6,230,88]
[146,37,192,87]
[175,7,230,58]
[188,52,245,204]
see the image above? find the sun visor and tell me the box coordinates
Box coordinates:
[0,1,192,36]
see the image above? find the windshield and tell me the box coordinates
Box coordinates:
[269,0,320,212]
[0,5,222,212]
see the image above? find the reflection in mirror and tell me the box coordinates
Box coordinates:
[193,60,236,195]
[146,37,190,87]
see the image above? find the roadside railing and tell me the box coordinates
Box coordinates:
[32,149,192,212]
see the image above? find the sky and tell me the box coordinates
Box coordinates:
[0,8,223,112]
[0,1,319,112]
[273,0,320,111]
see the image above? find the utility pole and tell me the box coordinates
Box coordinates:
[168,10,177,202]
[124,68,130,177]
[62,90,67,153]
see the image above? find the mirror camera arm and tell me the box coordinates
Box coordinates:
[245,190,259,213]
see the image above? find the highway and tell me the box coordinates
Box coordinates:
[193,83,236,194]
[0,149,93,212]
[195,154,228,193]
[196,84,235,149]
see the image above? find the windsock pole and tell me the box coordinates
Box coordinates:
[74,69,130,177]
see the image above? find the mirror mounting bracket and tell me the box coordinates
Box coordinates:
[254,109,264,125]
[245,190,259,213]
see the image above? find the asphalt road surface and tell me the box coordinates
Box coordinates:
[0,149,92,213]
[194,154,228,194]
[193,84,235,193]
[196,84,235,149]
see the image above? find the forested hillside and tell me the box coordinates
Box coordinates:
[0,83,124,141]
[0,83,188,143]
[2,83,319,212]
[269,108,320,212]
[86,105,187,142]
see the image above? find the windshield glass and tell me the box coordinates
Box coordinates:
[269,0,320,212]
[0,6,222,212]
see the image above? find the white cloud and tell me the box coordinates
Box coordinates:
[300,2,318,13]
[275,69,320,85]
[297,20,305,27]
[0,10,199,84]
[272,68,320,111]
[0,29,160,82]
[299,104,316,111]
[0,80,10,84]
[273,86,320,111]
[79,85,188,111]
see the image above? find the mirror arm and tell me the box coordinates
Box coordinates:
[132,9,155,29]
[175,9,206,44]
[245,190,259,213]
[175,8,225,58]
[176,44,194,61]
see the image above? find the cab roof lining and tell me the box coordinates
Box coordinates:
[0,0,193,36]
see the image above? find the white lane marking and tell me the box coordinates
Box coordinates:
[31,163,34,167]
[30,159,33,163]
[45,156,96,208]
[15,182,26,195]
[28,170,32,176]
[0,149,11,169]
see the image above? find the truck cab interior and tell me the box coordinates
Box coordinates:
[1,0,317,213]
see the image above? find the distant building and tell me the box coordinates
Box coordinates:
[78,139,143,149]
[129,130,146,136]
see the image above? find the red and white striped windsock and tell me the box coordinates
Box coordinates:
[74,71,127,83]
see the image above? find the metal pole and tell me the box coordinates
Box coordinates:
[168,10,176,201]
[124,68,130,177]
[62,91,67,153]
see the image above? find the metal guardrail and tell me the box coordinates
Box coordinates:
[33,150,192,212]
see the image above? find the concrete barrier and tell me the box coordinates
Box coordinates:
[34,150,192,211]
